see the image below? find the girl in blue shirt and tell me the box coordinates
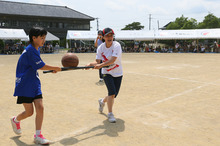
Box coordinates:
[11,27,61,145]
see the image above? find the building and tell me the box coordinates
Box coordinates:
[0,1,94,39]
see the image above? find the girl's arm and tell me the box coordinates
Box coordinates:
[94,57,117,69]
[40,64,61,73]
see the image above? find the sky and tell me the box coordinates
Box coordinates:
[4,0,220,31]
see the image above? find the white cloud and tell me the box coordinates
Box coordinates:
[104,1,126,11]
[117,0,137,6]
[138,4,169,15]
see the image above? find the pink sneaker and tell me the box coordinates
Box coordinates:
[10,116,21,135]
[34,134,50,145]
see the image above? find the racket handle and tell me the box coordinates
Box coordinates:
[43,66,94,74]
[43,70,54,74]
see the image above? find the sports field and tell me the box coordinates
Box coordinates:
[1,53,220,146]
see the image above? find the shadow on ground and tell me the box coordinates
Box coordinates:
[10,136,49,146]
[59,116,125,145]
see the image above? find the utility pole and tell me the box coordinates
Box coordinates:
[149,14,151,30]
[157,20,159,30]
[96,18,99,31]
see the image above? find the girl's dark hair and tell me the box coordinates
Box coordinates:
[97,30,103,36]
[29,27,47,42]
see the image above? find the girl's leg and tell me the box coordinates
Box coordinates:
[103,96,108,102]
[105,75,122,113]
[99,95,115,113]
[33,98,50,144]
[102,74,116,113]
[34,98,44,131]
[16,103,34,121]
[106,95,115,113]
[11,103,34,135]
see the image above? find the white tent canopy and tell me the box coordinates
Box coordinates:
[155,29,220,40]
[0,28,28,40]
[21,31,59,41]
[66,30,155,41]
[66,31,97,40]
[45,32,59,41]
[115,30,154,40]
[67,29,220,41]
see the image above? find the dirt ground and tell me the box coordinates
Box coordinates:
[1,52,220,146]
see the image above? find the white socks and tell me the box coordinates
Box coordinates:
[14,117,42,136]
[14,117,19,123]
[36,130,41,136]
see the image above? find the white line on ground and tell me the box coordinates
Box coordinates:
[52,127,88,142]
[124,85,207,115]
[126,71,219,85]
[148,85,203,106]
[125,72,220,114]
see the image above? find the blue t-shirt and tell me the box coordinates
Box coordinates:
[13,44,45,98]
[97,39,103,47]
[94,39,103,48]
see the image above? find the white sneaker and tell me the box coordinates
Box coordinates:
[108,113,116,123]
[10,116,21,135]
[34,134,50,145]
[98,98,105,113]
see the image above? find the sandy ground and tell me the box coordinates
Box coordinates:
[1,52,220,146]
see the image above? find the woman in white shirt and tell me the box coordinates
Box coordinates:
[87,28,123,123]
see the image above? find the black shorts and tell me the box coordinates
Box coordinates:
[17,94,43,104]
[103,74,122,98]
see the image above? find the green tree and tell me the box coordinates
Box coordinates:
[121,22,144,30]
[182,18,197,29]
[166,15,191,29]
[175,15,188,28]
[166,22,181,30]
[197,13,220,29]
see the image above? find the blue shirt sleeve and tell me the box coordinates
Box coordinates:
[28,49,45,70]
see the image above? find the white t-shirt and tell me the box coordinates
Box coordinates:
[96,41,123,77]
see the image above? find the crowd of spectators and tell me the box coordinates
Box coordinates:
[1,40,220,54]
[1,44,25,54]
[67,42,220,54]
[0,42,60,54]
[68,46,96,53]
[122,42,220,53]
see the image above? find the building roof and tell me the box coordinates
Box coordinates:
[160,22,172,30]
[0,1,94,20]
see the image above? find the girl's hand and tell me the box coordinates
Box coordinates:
[94,64,102,69]
[52,67,61,73]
